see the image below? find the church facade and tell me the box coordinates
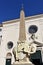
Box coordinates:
[0,9,43,65]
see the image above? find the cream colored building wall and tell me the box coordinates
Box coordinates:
[0,16,43,65]
[25,18,43,62]
[25,18,42,42]
[0,22,20,65]
[39,18,43,62]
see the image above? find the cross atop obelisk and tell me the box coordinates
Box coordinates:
[19,6,26,42]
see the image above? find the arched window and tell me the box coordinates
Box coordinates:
[6,52,12,65]
[6,52,12,57]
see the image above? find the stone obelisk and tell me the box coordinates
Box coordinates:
[19,9,26,42]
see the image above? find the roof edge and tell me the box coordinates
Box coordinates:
[3,14,43,25]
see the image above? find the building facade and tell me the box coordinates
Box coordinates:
[0,10,43,65]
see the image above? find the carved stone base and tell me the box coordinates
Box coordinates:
[12,61,34,65]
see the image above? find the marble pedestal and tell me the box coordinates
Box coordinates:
[12,61,34,65]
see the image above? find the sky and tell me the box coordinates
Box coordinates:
[0,0,43,23]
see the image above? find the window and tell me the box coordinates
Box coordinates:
[28,25,38,34]
[6,53,12,65]
[7,41,13,49]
